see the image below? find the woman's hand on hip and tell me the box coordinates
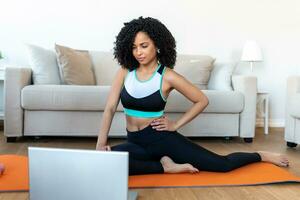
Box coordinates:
[151,115,177,132]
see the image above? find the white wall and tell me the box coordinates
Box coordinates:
[1,0,300,126]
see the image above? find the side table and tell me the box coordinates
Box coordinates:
[257,92,269,134]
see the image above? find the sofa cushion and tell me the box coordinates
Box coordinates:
[89,51,119,86]
[26,44,61,84]
[21,85,108,111]
[55,44,96,85]
[21,86,243,113]
[165,90,243,113]
[208,62,236,91]
[89,51,215,88]
[174,55,215,90]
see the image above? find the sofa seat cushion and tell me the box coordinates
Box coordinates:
[22,85,110,111]
[22,86,244,113]
[165,90,243,113]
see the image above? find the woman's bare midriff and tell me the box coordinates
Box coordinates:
[126,115,159,132]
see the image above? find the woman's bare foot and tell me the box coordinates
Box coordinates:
[257,151,289,167]
[160,156,199,174]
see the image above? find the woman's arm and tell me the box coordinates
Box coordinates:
[166,68,209,130]
[96,67,128,150]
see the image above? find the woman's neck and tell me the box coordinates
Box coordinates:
[138,59,159,73]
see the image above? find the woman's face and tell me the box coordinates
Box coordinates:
[132,31,157,66]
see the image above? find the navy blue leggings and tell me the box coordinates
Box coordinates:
[111,124,261,175]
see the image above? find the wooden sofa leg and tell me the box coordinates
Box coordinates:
[6,137,17,143]
[243,138,253,143]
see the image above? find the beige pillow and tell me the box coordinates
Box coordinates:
[174,55,215,89]
[55,44,96,85]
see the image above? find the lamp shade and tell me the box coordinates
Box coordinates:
[241,40,263,62]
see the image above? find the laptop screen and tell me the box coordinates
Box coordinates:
[28,147,129,200]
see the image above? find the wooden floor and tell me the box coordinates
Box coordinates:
[0,128,300,200]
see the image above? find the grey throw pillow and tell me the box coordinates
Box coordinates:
[174,55,215,89]
[208,62,237,91]
[26,44,61,84]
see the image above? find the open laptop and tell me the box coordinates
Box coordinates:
[28,147,138,200]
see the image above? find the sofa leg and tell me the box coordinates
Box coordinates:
[6,137,17,143]
[224,136,232,141]
[34,136,41,140]
[287,142,297,148]
[243,138,253,143]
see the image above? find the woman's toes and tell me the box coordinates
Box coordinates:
[283,163,289,167]
[184,164,198,173]
[193,167,199,172]
[278,159,289,167]
[193,169,199,173]
[189,165,199,173]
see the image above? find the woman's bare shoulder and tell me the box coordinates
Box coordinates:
[116,66,129,78]
[163,67,182,81]
[120,66,129,73]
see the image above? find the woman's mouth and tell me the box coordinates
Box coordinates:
[137,57,145,61]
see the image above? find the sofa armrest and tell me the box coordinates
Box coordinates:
[232,75,257,138]
[289,93,300,118]
[4,67,32,138]
[286,76,300,95]
[285,76,300,142]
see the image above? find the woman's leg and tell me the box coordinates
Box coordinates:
[111,142,164,175]
[147,131,263,172]
[111,142,199,174]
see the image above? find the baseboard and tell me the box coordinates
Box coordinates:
[256,118,285,128]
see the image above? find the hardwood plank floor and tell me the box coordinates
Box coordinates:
[0,128,300,200]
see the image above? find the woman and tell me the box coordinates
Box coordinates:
[96,16,289,175]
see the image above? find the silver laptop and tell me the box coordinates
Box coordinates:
[28,147,138,200]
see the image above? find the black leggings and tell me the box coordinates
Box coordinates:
[111,124,261,175]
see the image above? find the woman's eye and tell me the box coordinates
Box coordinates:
[142,46,148,48]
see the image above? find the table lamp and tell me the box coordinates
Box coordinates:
[241,40,263,72]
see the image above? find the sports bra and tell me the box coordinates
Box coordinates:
[120,63,167,118]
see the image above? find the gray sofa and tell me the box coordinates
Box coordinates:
[4,51,257,142]
[285,76,300,147]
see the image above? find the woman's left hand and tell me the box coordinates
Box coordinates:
[150,115,177,132]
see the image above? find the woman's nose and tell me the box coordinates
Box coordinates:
[136,47,142,55]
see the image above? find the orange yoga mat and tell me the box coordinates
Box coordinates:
[1,155,300,192]
[129,163,300,188]
[0,155,29,192]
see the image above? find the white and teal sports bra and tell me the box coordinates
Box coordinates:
[120,63,167,118]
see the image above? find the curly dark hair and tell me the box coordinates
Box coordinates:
[113,16,177,71]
